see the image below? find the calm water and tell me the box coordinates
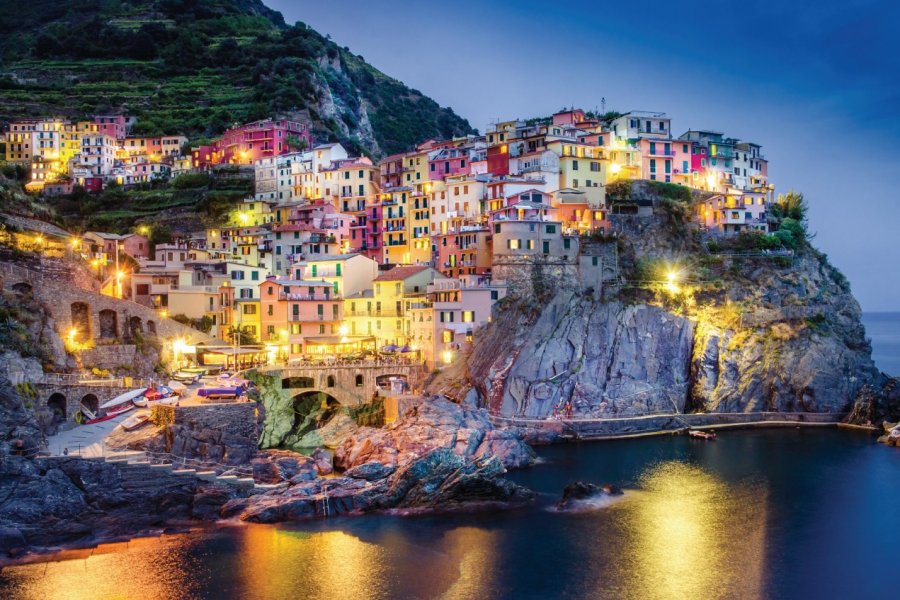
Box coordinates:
[2,428,900,600]
[863,312,900,376]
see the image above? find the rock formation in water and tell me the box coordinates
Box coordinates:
[461,188,894,421]
[334,397,536,470]
[221,397,536,522]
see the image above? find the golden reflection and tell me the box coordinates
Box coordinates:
[612,462,768,600]
[236,524,389,599]
[439,527,499,600]
[0,532,203,600]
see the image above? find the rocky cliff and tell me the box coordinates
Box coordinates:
[466,192,891,421]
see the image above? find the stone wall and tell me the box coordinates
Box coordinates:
[153,403,262,466]
[0,261,209,346]
[78,345,137,370]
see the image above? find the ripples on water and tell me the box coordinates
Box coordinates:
[2,429,900,600]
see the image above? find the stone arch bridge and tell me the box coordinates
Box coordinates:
[32,374,156,426]
[257,362,426,408]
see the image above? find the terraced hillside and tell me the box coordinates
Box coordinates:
[0,0,474,157]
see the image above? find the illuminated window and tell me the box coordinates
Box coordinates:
[442,330,453,343]
[462,311,474,323]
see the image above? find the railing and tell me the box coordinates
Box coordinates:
[35,373,155,388]
[279,293,339,301]
[276,356,424,369]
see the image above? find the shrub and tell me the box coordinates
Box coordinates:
[172,172,210,189]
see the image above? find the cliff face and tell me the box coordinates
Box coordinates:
[468,210,884,420]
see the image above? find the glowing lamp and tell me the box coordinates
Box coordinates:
[442,350,454,365]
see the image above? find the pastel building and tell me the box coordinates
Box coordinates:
[191,118,311,169]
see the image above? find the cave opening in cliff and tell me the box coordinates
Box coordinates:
[288,391,341,440]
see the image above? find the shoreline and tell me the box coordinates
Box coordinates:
[1,417,878,568]
[493,411,872,442]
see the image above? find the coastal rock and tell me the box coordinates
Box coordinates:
[333,397,535,471]
[345,461,395,481]
[311,448,333,475]
[469,216,881,419]
[222,448,533,523]
[557,481,623,510]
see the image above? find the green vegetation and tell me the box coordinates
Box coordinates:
[0,0,473,156]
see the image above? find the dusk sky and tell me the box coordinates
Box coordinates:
[271,0,900,311]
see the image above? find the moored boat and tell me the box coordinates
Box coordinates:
[120,412,150,431]
[689,429,717,440]
[84,402,134,424]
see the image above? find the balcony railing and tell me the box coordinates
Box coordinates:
[279,293,340,301]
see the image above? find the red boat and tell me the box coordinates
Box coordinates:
[84,402,134,424]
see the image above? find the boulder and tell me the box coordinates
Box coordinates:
[557,481,623,510]
[344,461,395,481]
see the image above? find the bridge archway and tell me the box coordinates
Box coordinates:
[288,390,342,443]
[81,393,99,415]
[47,392,66,422]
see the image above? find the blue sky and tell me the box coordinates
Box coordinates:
[269,0,900,311]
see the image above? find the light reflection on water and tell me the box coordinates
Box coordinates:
[2,429,898,600]
[611,462,767,600]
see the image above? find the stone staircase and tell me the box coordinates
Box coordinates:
[102,453,277,492]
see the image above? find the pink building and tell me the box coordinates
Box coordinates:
[192,119,311,169]
[637,138,692,184]
[259,277,343,354]
[93,116,127,140]
[428,147,472,181]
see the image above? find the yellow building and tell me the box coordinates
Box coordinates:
[326,159,380,213]
[546,140,607,207]
[232,298,261,343]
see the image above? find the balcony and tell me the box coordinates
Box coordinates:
[279,292,340,301]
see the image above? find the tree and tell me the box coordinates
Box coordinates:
[226,325,255,346]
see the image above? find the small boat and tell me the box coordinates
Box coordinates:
[84,402,134,424]
[198,386,242,399]
[173,367,205,383]
[120,412,150,431]
[99,388,147,409]
[689,430,717,440]
[166,380,187,395]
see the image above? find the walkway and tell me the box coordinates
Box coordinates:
[46,411,139,457]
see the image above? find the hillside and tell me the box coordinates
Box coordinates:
[0,0,474,157]
[426,182,900,424]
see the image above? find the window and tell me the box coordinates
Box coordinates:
[546,225,556,234]
[508,239,520,250]
[564,238,571,250]
[355,374,364,387]
[462,311,475,323]
[650,159,657,173]
[572,160,578,170]
[527,239,535,250]
[442,330,453,343]
[251,271,259,281]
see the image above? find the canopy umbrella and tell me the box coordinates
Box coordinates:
[381,344,399,352]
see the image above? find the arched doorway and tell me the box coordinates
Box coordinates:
[286,391,341,446]
[47,393,66,423]
[326,375,335,388]
[71,302,91,341]
[11,282,32,296]
[129,316,143,337]
[99,309,118,339]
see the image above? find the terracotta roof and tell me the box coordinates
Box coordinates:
[372,265,432,282]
